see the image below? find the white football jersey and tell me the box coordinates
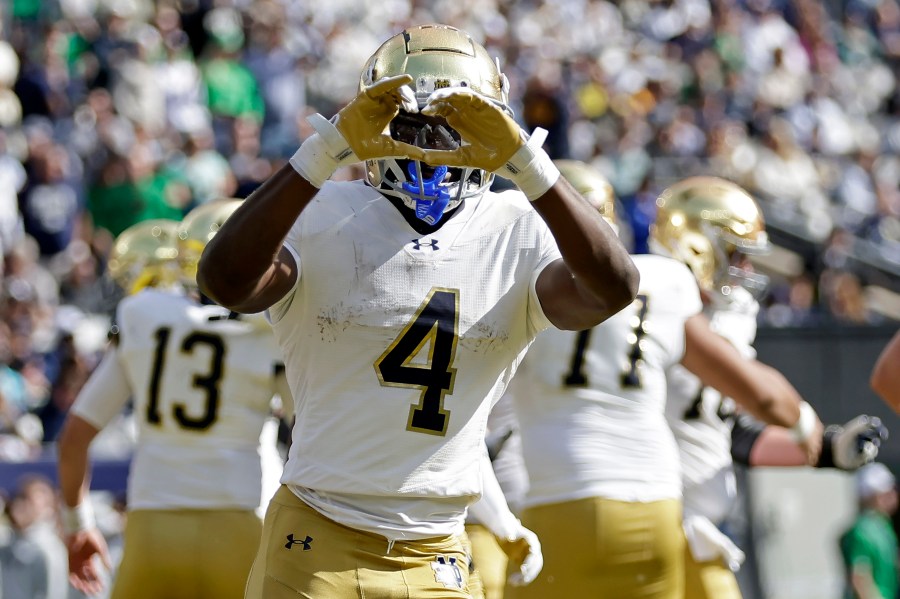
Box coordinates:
[664,286,760,522]
[513,255,702,507]
[268,181,561,538]
[72,289,284,511]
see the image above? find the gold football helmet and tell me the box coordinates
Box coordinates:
[554,159,616,227]
[361,24,511,223]
[650,176,769,298]
[108,219,180,295]
[177,198,242,287]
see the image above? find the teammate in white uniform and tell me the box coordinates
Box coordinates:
[656,177,887,599]
[57,203,291,599]
[500,161,810,599]
[198,24,639,599]
[465,391,531,599]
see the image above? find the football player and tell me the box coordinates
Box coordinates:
[655,177,888,599]
[506,161,827,599]
[57,203,292,599]
[197,24,639,599]
[465,391,530,599]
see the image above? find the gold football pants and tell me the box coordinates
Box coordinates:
[111,508,262,599]
[683,543,743,599]
[506,496,684,599]
[245,485,480,598]
[465,523,508,599]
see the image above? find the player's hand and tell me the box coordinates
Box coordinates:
[333,75,426,161]
[420,87,559,200]
[66,528,111,596]
[830,415,889,470]
[419,88,524,172]
[290,75,425,188]
[497,523,543,586]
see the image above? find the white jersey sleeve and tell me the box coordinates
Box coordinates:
[665,286,760,522]
[271,181,562,539]
[514,255,701,507]
[115,289,284,511]
[70,347,132,430]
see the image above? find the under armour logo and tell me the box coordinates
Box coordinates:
[285,534,314,550]
[411,239,439,251]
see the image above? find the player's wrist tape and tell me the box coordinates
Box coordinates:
[789,401,818,443]
[62,501,96,534]
[500,128,560,202]
[289,113,358,188]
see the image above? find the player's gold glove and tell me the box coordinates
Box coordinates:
[419,87,559,201]
[290,75,426,188]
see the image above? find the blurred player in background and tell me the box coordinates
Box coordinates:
[57,202,292,599]
[656,177,888,599]
[465,391,530,599]
[197,23,638,599]
[506,161,820,599]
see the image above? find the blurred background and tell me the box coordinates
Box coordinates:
[0,0,897,597]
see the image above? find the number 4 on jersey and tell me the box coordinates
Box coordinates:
[374,288,459,436]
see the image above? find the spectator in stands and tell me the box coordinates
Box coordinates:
[840,462,899,599]
[0,475,68,599]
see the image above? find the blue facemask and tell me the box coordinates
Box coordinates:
[402,162,451,225]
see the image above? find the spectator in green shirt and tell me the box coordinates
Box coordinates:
[200,7,264,124]
[841,462,899,599]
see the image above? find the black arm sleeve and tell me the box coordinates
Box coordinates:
[815,428,839,468]
[730,413,767,466]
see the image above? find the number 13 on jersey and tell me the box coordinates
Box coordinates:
[374,288,460,436]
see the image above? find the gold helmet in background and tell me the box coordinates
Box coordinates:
[361,24,511,223]
[554,159,617,227]
[650,176,769,297]
[177,198,242,287]
[108,219,180,295]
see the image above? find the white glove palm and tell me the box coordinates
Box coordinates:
[497,523,543,586]
[469,451,543,586]
[831,415,888,470]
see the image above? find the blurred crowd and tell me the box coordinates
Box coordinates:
[0,0,895,435]
[0,0,895,595]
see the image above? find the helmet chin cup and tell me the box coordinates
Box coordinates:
[402,162,451,225]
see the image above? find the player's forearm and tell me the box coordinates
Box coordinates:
[746,426,810,467]
[57,416,98,508]
[870,333,900,414]
[684,316,801,428]
[737,380,802,428]
[198,165,314,308]
[532,179,639,326]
